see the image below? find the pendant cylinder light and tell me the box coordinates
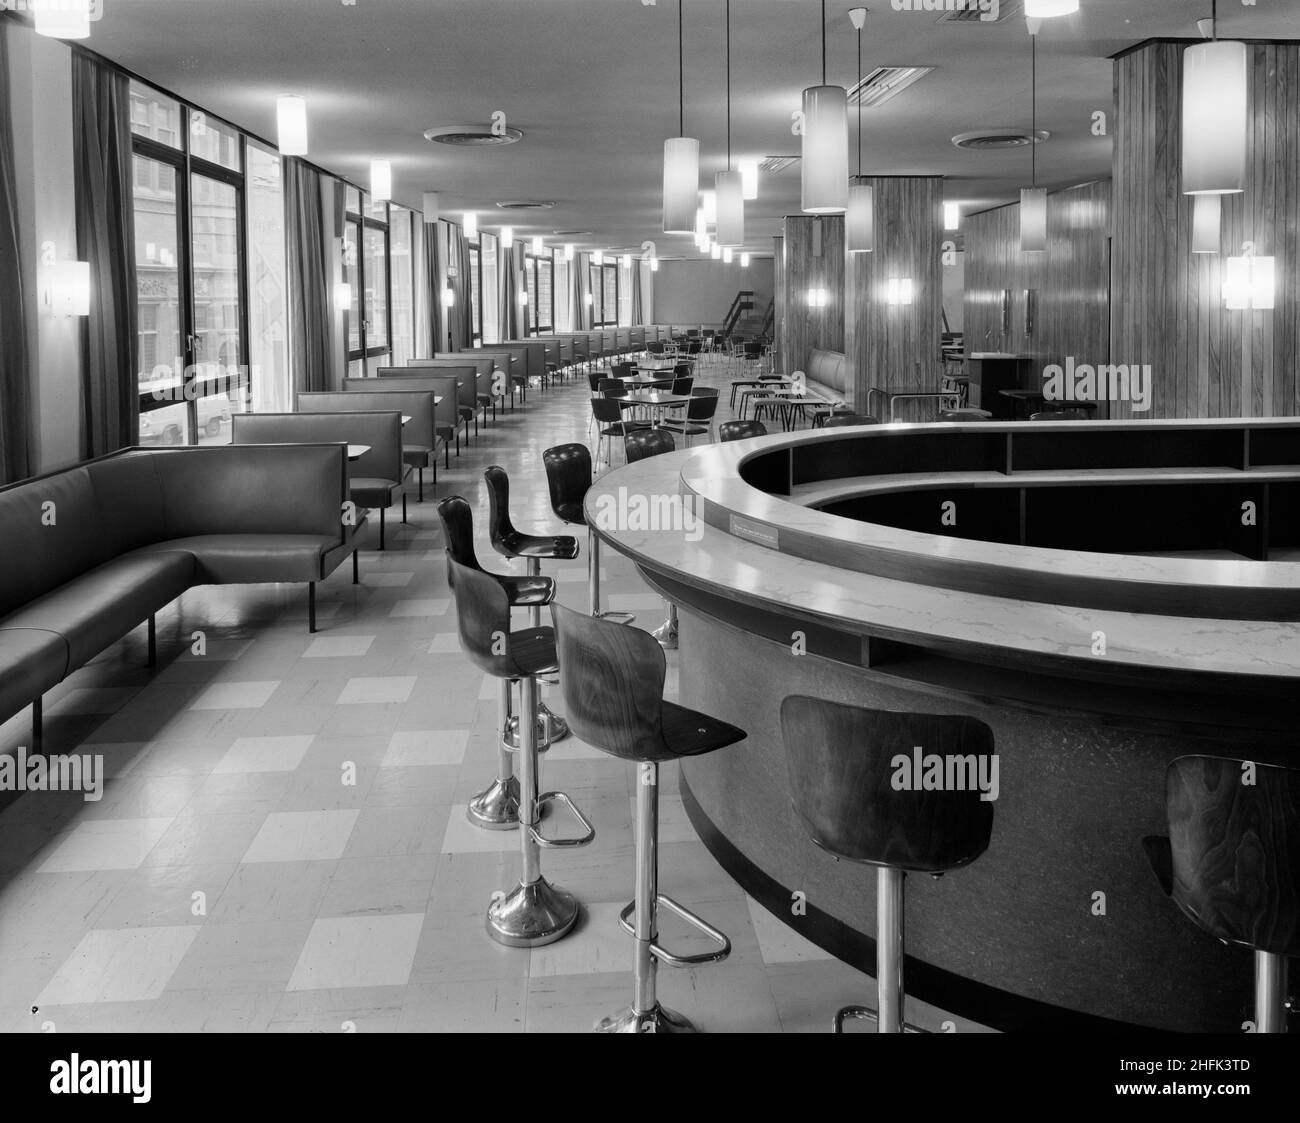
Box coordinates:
[1024,0,1079,15]
[276,96,308,156]
[564,243,574,261]
[422,192,439,225]
[501,226,514,248]
[846,180,875,254]
[739,159,759,200]
[1182,40,1247,195]
[370,160,392,202]
[34,0,91,39]
[715,170,744,247]
[1020,189,1048,252]
[1192,194,1222,254]
[801,85,849,214]
[463,212,477,239]
[532,235,545,254]
[663,1,699,234]
[740,252,750,268]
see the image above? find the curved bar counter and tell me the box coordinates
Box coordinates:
[586,419,1300,1032]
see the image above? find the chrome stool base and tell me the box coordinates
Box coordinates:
[486,876,580,948]
[651,617,678,650]
[503,702,570,748]
[833,1005,927,1034]
[596,1003,697,1034]
[467,776,520,830]
[595,611,636,626]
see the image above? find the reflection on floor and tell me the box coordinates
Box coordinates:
[0,358,991,1033]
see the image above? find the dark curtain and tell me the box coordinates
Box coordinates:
[425,220,445,352]
[72,51,137,458]
[497,241,523,342]
[0,23,31,483]
[455,229,473,347]
[572,253,589,330]
[632,263,644,325]
[284,159,331,392]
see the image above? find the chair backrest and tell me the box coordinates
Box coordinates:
[822,413,879,428]
[587,372,603,392]
[687,340,703,354]
[647,342,666,355]
[718,420,767,442]
[542,443,592,523]
[624,429,675,462]
[671,376,694,395]
[686,393,720,422]
[611,362,634,379]
[779,696,996,872]
[591,396,625,424]
[380,363,478,413]
[446,555,519,678]
[549,602,670,762]
[297,390,435,451]
[231,411,403,484]
[597,379,625,393]
[435,495,482,575]
[1166,755,1300,956]
[673,363,692,378]
[743,342,763,358]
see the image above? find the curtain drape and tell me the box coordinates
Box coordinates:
[443,220,472,351]
[72,50,137,459]
[426,220,445,352]
[632,264,644,325]
[284,159,331,392]
[0,23,32,483]
[498,242,523,341]
[413,215,431,357]
[573,253,589,330]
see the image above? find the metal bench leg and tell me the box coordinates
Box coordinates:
[308,582,317,633]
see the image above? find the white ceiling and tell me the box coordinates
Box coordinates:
[68,0,1300,257]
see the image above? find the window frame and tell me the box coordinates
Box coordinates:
[345,195,394,367]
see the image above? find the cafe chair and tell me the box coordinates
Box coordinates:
[541,443,634,626]
[591,397,648,469]
[551,604,746,1031]
[660,389,720,447]
[485,465,576,747]
[1143,755,1299,1033]
[448,559,595,946]
[438,495,555,830]
[718,420,768,442]
[779,696,996,1033]
[821,413,880,429]
[939,408,992,422]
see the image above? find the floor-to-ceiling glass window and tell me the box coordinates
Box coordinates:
[344,193,392,376]
[555,255,570,331]
[389,206,414,366]
[480,231,499,344]
[130,81,248,446]
[528,249,554,336]
[468,237,482,343]
[245,141,289,413]
[603,263,619,328]
[618,258,633,326]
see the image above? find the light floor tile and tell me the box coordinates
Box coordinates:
[746,895,836,965]
[388,599,448,617]
[363,572,414,588]
[286,914,425,990]
[439,806,522,854]
[214,735,315,774]
[36,925,200,1005]
[302,635,376,658]
[189,681,281,710]
[50,687,139,715]
[336,677,416,705]
[428,633,460,654]
[241,810,359,863]
[382,730,467,767]
[37,817,174,873]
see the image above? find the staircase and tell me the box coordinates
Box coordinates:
[720,290,755,337]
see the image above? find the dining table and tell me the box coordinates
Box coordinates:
[612,390,691,429]
[347,444,370,461]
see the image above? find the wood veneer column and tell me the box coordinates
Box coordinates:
[843,176,942,419]
[779,215,844,376]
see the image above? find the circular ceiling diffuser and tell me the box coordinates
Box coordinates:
[495,200,555,210]
[424,123,523,146]
[951,128,1050,150]
[552,229,592,237]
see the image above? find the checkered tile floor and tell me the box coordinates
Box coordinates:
[0,358,985,1033]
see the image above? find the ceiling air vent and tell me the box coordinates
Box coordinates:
[952,128,1049,151]
[759,156,799,173]
[937,0,1021,23]
[424,123,523,146]
[848,67,935,108]
[552,229,592,237]
[496,200,555,210]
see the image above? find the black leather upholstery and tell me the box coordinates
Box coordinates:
[484,466,579,561]
[541,444,591,527]
[298,390,440,472]
[437,496,554,608]
[446,557,559,678]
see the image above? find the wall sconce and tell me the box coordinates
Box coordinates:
[532,235,545,254]
[1223,256,1275,310]
[944,202,961,231]
[807,288,829,308]
[621,253,632,268]
[333,282,352,312]
[1000,288,1012,335]
[41,247,91,317]
[1191,195,1221,254]
[519,288,529,305]
[593,249,604,265]
[422,192,439,225]
[34,0,93,39]
[584,293,594,305]
[711,243,722,260]
[442,286,456,308]
[739,253,750,268]
[370,160,392,203]
[722,247,733,264]
[564,243,574,261]
[501,226,514,248]
[650,257,659,272]
[886,278,914,306]
[276,95,308,157]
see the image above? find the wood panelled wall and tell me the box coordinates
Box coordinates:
[963,180,1112,412]
[1112,41,1300,418]
[844,176,943,418]
[772,234,784,367]
[780,216,844,377]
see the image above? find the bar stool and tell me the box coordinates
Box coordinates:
[779,697,996,1033]
[1143,755,1299,1033]
[484,465,574,747]
[541,443,634,626]
[622,431,679,648]
[447,557,595,946]
[551,603,746,1031]
[939,408,992,422]
[437,495,552,830]
[718,420,767,442]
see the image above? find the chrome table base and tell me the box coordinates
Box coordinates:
[596,1003,697,1034]
[487,877,579,947]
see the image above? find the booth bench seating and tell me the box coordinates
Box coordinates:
[0,443,361,751]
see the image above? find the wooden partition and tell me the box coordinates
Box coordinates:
[779,216,844,378]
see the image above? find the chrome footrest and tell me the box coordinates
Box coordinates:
[530,791,596,849]
[833,1005,928,1034]
[594,611,636,626]
[618,895,731,967]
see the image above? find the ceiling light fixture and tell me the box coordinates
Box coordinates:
[1183,2,1247,196]
[663,0,700,233]
[802,0,849,214]
[501,225,514,248]
[1020,22,1048,252]
[715,0,745,248]
[1192,195,1221,253]
[276,96,308,156]
[34,0,91,39]
[740,252,750,267]
[370,160,392,202]
[463,212,478,239]
[422,192,439,225]
[845,8,874,254]
[739,158,759,201]
[1024,0,1079,16]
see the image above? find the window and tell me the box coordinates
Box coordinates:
[130,79,249,447]
[480,231,499,345]
[246,141,289,413]
[468,240,482,342]
[618,259,633,326]
[555,256,570,331]
[344,193,392,369]
[389,207,414,366]
[588,261,619,327]
[527,250,554,334]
